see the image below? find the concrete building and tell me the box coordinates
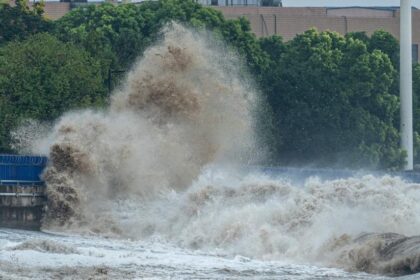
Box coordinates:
[42,1,71,19]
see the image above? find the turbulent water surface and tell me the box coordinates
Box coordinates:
[5,24,420,279]
[0,227,415,280]
[2,171,420,279]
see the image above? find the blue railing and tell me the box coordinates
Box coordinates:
[0,155,47,166]
[0,154,48,185]
[2,153,420,187]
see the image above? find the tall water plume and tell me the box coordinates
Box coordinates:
[15,24,420,276]
[37,23,258,230]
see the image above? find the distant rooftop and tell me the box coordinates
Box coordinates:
[326,6,418,11]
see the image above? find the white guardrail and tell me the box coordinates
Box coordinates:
[0,193,45,197]
[0,180,44,185]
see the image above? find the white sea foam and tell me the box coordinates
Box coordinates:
[0,228,392,279]
[11,24,420,277]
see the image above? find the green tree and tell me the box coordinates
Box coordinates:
[369,30,399,67]
[263,29,404,169]
[0,1,51,46]
[0,33,106,152]
[412,63,420,163]
[54,0,268,88]
[54,3,146,74]
[346,30,399,67]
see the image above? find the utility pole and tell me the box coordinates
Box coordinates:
[400,0,414,170]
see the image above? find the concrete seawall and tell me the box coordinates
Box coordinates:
[0,155,48,230]
[0,184,46,230]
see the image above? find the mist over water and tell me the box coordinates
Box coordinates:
[36,23,258,231]
[125,171,420,275]
[14,24,420,277]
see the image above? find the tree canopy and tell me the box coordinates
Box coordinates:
[0,33,106,152]
[0,0,51,46]
[53,0,269,85]
[260,29,405,169]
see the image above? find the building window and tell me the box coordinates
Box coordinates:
[261,0,282,6]
[413,44,418,63]
[211,0,218,5]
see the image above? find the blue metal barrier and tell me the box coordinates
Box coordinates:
[0,155,48,184]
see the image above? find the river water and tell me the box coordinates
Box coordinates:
[1,169,420,279]
[5,24,420,279]
[0,227,414,280]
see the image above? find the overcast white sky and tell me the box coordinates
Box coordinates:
[283,0,420,8]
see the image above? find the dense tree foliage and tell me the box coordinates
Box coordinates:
[2,0,420,170]
[0,0,51,46]
[53,0,269,86]
[346,30,399,67]
[0,33,106,152]
[413,64,420,163]
[262,29,405,169]
[263,30,404,168]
